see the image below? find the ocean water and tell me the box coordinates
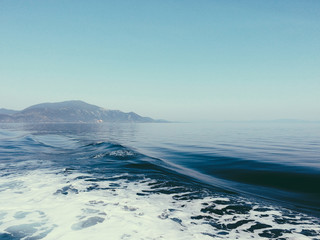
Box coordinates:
[0,122,319,240]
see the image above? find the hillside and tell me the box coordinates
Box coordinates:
[0,101,163,123]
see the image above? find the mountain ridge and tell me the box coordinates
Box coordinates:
[0,108,18,115]
[0,100,165,123]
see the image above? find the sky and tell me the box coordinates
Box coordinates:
[1,0,319,121]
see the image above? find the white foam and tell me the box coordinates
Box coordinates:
[0,169,319,240]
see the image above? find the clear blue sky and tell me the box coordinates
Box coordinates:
[1,0,319,121]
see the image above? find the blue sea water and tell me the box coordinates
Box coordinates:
[0,122,319,239]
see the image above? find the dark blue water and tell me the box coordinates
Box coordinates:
[0,122,319,239]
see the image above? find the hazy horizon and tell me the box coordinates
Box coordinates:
[1,1,319,121]
[1,99,320,123]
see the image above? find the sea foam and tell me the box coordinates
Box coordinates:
[0,168,319,240]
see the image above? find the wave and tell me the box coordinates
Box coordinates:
[2,130,320,213]
[1,130,320,239]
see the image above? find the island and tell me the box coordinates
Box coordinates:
[0,100,166,123]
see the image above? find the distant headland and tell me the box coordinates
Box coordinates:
[0,100,166,123]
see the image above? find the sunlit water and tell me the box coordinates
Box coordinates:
[0,122,319,239]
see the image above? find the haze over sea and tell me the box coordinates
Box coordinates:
[0,122,319,239]
[1,1,320,239]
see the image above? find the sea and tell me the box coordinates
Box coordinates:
[0,122,319,240]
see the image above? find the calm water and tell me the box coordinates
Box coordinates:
[0,122,319,239]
